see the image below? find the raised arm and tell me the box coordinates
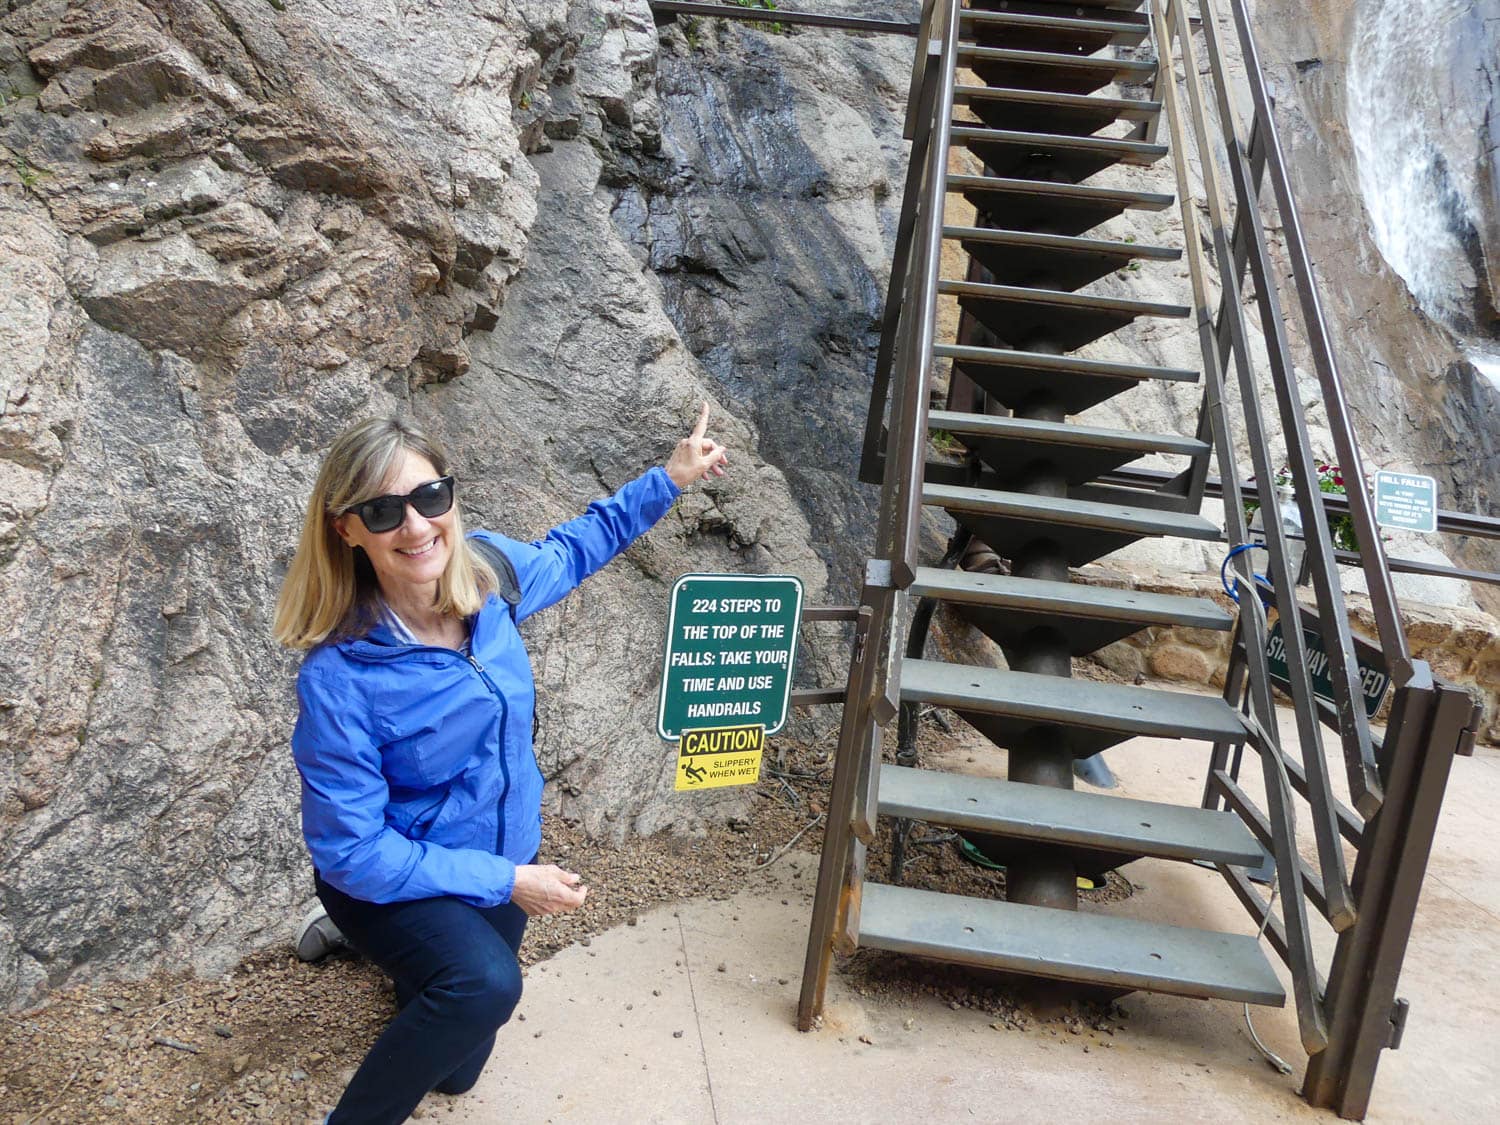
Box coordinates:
[484,403,731,621]
[664,401,730,490]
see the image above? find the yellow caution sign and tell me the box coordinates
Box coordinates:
[674,724,765,791]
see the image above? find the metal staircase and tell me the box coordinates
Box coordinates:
[793,1,1478,1119]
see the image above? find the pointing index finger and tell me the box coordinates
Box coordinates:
[690,401,710,441]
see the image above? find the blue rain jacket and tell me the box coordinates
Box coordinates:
[291,467,680,907]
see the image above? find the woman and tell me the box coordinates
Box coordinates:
[274,408,728,1124]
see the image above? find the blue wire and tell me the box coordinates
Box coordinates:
[1220,543,1271,604]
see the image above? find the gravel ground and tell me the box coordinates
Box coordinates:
[1,707,1141,1124]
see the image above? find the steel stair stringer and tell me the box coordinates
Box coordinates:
[798,2,1469,1118]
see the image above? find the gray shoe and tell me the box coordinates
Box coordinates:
[294,906,350,962]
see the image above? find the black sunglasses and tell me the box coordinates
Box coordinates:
[344,476,455,534]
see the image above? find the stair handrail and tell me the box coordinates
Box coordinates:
[885,0,960,589]
[1149,0,1339,1054]
[1158,2,1474,1113]
[1215,0,1412,681]
[1156,0,1365,966]
[797,3,960,1027]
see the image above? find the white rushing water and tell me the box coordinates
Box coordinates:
[1346,0,1498,331]
[1470,351,1500,391]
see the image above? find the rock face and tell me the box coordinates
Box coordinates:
[0,0,863,1006]
[0,0,1495,1007]
[1246,0,1500,598]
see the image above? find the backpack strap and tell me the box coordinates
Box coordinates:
[469,535,539,740]
[469,536,521,621]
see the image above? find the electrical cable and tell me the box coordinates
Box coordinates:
[1243,872,1294,1075]
[1220,542,1271,603]
[1238,692,1297,1077]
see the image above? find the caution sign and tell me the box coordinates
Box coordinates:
[674,724,765,791]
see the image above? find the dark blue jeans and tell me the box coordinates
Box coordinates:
[315,873,529,1125]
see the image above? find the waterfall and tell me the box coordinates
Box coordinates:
[1346,0,1500,340]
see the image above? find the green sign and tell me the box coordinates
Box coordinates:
[657,574,804,741]
[1374,470,1437,533]
[1265,619,1390,719]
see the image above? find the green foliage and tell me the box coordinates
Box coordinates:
[1245,463,1359,553]
[10,153,42,189]
[929,428,964,455]
[266,0,287,12]
[730,0,787,35]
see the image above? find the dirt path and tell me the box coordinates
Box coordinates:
[1,716,1133,1124]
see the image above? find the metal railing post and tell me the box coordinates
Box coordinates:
[1219,0,1413,681]
[1303,672,1474,1116]
[796,599,879,1030]
[1166,0,1359,931]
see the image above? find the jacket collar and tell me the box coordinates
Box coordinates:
[339,594,503,661]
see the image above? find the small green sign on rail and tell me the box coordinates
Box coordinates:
[1373,470,1438,533]
[657,573,804,741]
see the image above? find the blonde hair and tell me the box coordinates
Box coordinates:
[273,417,498,649]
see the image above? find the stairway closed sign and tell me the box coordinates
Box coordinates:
[656,572,803,794]
[1265,619,1390,719]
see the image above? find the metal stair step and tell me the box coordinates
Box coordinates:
[971,0,1147,8]
[931,217,1179,291]
[922,481,1219,568]
[911,560,1229,626]
[957,44,1157,96]
[858,882,1285,1005]
[953,124,1167,182]
[937,275,1188,351]
[928,408,1204,485]
[946,173,1171,236]
[879,764,1261,866]
[954,85,1159,137]
[900,657,1243,756]
[910,561,1229,656]
[960,7,1149,55]
[970,0,1147,10]
[935,340,1196,416]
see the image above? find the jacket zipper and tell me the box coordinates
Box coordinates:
[464,651,511,857]
[349,620,518,859]
[408,791,447,838]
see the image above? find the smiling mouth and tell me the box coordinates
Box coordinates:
[396,538,439,558]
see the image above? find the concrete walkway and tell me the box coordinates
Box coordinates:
[451,708,1500,1123]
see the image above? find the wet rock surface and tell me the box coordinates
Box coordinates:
[1248,0,1500,593]
[605,11,913,586]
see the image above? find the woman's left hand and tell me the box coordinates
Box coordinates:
[665,402,730,490]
